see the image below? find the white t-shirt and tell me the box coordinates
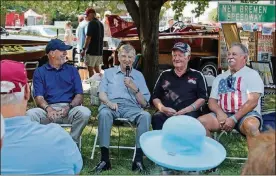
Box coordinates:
[1,114,4,139]
[64,28,74,45]
[210,66,264,114]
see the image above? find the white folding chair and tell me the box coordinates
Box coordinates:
[91,117,136,161]
[213,130,247,161]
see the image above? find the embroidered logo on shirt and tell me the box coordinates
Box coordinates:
[187,77,197,84]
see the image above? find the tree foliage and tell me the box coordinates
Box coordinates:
[159,1,171,20]
[208,8,217,22]
[0,1,128,24]
[171,0,210,20]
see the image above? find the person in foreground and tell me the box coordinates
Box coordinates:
[152,42,207,130]
[26,39,91,145]
[94,44,151,173]
[0,60,82,174]
[1,114,4,148]
[241,129,275,175]
[198,43,264,150]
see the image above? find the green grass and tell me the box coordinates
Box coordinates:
[27,94,275,175]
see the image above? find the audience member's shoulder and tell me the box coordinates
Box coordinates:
[244,66,259,75]
[159,68,172,77]
[105,67,117,74]
[89,19,97,25]
[213,72,226,81]
[42,123,67,135]
[41,123,75,146]
[132,68,144,77]
[64,63,79,72]
[64,63,76,69]
[190,68,205,78]
[36,63,47,71]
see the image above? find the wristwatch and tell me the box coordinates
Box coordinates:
[44,105,50,111]
[230,115,238,123]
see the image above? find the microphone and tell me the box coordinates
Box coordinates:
[126,66,130,77]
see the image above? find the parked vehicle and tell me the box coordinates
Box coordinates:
[1,30,50,79]
[107,15,220,76]
[18,25,65,40]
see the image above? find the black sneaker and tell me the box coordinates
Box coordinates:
[132,161,146,172]
[93,160,111,174]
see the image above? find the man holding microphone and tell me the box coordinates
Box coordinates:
[94,44,151,173]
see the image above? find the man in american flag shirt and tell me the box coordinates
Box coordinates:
[198,43,264,150]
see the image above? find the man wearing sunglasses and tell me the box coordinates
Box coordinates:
[198,43,264,150]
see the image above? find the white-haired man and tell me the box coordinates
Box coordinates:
[152,42,208,130]
[0,60,83,174]
[198,43,264,150]
[94,44,151,173]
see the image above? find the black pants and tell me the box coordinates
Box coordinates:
[151,111,200,130]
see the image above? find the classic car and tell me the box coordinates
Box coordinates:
[107,15,220,76]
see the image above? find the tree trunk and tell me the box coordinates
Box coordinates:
[124,0,165,91]
[139,1,161,91]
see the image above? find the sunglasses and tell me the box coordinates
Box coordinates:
[227,75,233,88]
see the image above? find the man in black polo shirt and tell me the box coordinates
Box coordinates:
[151,42,208,130]
[81,8,104,77]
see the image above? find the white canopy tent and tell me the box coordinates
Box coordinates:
[24,9,43,25]
[24,9,42,18]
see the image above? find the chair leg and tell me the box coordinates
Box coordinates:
[132,145,136,162]
[213,132,217,140]
[127,121,136,162]
[117,125,121,161]
[29,82,37,107]
[91,129,98,160]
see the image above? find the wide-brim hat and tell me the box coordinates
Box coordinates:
[140,115,226,171]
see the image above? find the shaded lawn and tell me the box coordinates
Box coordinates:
[27,95,275,175]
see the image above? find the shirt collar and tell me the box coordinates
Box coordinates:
[4,116,32,127]
[172,67,191,77]
[116,66,135,79]
[45,63,67,70]
[228,66,246,76]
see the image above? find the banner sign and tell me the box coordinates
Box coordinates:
[219,31,228,70]
[240,31,256,61]
[218,3,275,23]
[257,32,273,62]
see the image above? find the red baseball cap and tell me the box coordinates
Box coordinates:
[0,60,28,93]
[85,8,96,16]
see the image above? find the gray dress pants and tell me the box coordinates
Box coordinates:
[26,103,91,143]
[98,99,151,148]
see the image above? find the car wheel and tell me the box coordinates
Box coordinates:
[200,62,218,77]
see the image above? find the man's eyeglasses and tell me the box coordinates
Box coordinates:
[227,75,233,88]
